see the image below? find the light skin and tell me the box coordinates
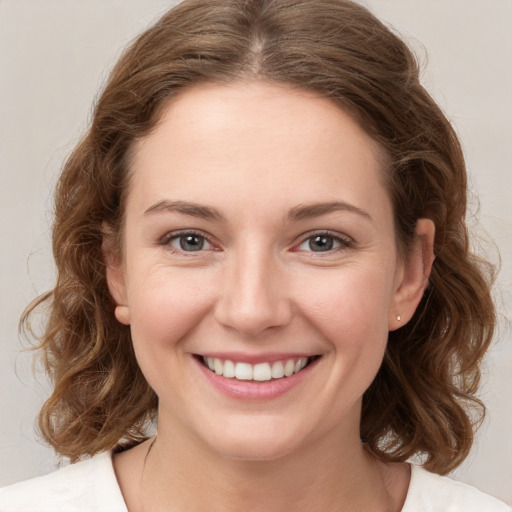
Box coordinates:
[107,81,435,511]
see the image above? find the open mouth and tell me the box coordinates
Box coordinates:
[198,355,320,382]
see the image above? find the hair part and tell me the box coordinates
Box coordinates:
[22,0,495,473]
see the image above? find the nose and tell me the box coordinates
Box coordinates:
[214,245,292,337]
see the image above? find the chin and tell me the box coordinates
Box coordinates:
[213,438,297,462]
[202,418,306,462]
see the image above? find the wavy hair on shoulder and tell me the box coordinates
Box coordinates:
[22,0,496,473]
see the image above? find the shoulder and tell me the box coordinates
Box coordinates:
[402,464,510,512]
[0,451,127,512]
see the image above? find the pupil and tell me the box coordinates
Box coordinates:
[310,235,333,252]
[180,235,204,251]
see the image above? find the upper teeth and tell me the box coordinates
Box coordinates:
[203,357,309,381]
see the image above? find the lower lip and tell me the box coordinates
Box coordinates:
[194,357,319,401]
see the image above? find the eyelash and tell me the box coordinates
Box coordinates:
[295,230,353,254]
[159,229,353,255]
[159,230,216,254]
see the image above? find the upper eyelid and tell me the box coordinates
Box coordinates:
[296,229,353,244]
[159,229,218,252]
[158,229,353,249]
[161,228,211,242]
[292,231,354,254]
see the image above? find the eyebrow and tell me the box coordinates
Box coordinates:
[144,200,226,221]
[288,201,372,222]
[143,199,371,223]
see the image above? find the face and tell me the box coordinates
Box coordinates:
[107,82,432,461]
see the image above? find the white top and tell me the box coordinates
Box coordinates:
[0,451,509,511]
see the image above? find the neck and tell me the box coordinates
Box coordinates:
[139,415,403,512]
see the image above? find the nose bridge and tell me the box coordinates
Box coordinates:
[215,240,291,335]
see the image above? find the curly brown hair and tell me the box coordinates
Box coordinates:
[22,0,495,474]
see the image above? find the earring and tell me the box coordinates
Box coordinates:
[396,314,401,322]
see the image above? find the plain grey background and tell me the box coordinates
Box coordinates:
[1,0,511,504]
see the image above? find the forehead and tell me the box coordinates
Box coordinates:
[128,81,390,221]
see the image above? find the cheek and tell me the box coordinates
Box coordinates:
[125,268,219,397]
[299,265,393,328]
[295,266,394,366]
[126,268,215,350]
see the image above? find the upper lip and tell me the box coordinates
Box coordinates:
[196,352,319,364]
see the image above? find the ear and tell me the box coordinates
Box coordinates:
[102,224,131,326]
[388,219,435,331]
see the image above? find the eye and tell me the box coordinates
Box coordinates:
[296,232,351,253]
[164,232,214,252]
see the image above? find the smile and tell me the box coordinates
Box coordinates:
[202,356,312,381]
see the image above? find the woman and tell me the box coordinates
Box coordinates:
[0,0,509,510]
